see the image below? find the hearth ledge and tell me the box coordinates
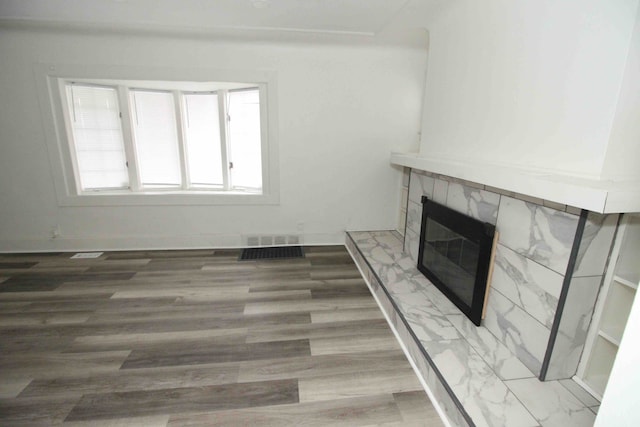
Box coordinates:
[346,230,600,427]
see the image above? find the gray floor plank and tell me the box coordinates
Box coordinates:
[0,245,443,426]
[64,379,298,421]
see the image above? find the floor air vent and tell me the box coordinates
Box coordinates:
[239,246,304,261]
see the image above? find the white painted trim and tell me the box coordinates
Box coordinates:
[0,232,345,253]
[33,62,280,207]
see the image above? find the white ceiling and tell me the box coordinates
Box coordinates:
[0,0,415,36]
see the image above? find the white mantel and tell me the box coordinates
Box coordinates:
[391,152,640,214]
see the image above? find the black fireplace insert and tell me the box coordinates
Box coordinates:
[418,197,496,326]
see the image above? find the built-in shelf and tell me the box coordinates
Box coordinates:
[390,152,640,214]
[597,330,621,347]
[578,214,640,398]
[613,274,639,290]
[584,336,617,395]
[599,279,636,343]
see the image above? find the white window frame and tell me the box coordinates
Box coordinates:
[35,63,279,207]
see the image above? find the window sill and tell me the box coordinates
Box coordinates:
[57,191,278,207]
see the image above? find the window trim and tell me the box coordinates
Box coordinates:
[35,63,279,207]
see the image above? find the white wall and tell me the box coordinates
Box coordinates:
[602,3,640,181]
[0,26,427,251]
[417,0,639,179]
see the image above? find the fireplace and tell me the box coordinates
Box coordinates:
[417,196,497,326]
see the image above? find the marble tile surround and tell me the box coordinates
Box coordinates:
[404,169,617,380]
[346,230,600,427]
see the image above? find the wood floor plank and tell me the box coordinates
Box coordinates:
[2,312,310,339]
[309,265,363,280]
[109,285,251,300]
[121,339,311,369]
[0,262,39,269]
[310,307,384,323]
[0,290,115,302]
[0,267,90,275]
[0,396,80,426]
[88,302,245,321]
[248,277,366,292]
[0,351,131,381]
[0,378,31,398]
[0,311,92,327]
[64,379,298,421]
[246,318,392,343]
[393,390,444,424]
[0,245,443,426]
[236,350,412,383]
[20,363,240,398]
[1,335,78,353]
[167,394,404,427]
[310,333,401,356]
[69,328,248,352]
[244,296,378,315]
[0,280,63,292]
[298,368,423,403]
[71,328,248,351]
[21,296,178,313]
[63,414,170,427]
[104,249,217,260]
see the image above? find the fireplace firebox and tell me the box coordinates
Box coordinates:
[418,197,497,326]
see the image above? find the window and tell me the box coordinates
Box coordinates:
[66,85,129,191]
[130,90,182,188]
[63,80,265,195]
[183,92,224,187]
[228,89,262,190]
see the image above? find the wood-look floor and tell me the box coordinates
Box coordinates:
[0,246,443,426]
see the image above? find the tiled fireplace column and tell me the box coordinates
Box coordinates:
[403,169,618,380]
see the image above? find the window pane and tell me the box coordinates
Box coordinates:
[228,89,262,190]
[66,85,129,190]
[131,90,181,187]
[184,93,223,187]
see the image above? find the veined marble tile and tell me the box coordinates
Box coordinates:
[369,246,396,265]
[405,228,420,263]
[370,231,405,252]
[394,297,460,342]
[558,379,600,407]
[446,182,501,225]
[492,244,563,328]
[408,171,435,206]
[544,276,602,381]
[432,179,449,205]
[573,213,618,277]
[402,167,410,187]
[447,314,534,381]
[395,252,417,272]
[406,201,421,237]
[496,197,579,275]
[349,231,377,251]
[401,186,408,206]
[505,378,596,427]
[423,358,471,427]
[483,289,551,376]
[411,274,460,315]
[422,339,539,427]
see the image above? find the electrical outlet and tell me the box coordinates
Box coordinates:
[50,225,61,239]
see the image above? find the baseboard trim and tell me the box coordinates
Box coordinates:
[0,232,346,253]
